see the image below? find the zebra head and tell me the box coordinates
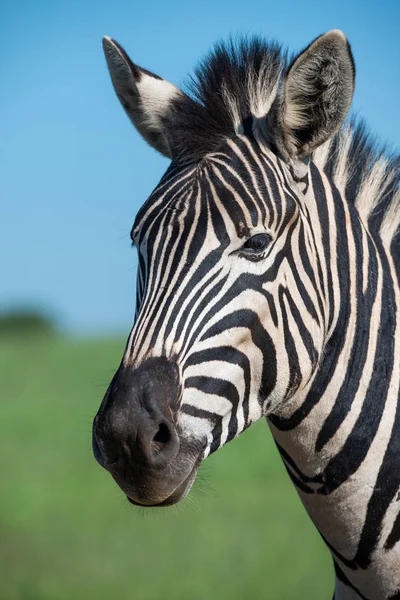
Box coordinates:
[93,31,355,506]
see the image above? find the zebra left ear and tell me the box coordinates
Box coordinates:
[277,30,355,159]
[102,37,191,158]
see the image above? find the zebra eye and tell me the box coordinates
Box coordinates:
[242,233,271,254]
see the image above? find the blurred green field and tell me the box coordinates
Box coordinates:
[0,337,332,600]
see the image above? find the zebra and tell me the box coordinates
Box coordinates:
[92,30,400,599]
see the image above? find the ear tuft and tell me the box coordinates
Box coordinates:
[279,30,355,158]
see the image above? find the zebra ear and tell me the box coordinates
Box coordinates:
[102,37,188,158]
[277,30,355,159]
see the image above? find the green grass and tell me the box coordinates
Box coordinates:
[0,336,332,600]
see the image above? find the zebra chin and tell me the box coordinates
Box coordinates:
[92,356,206,507]
[125,463,200,507]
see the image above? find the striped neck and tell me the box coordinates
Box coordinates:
[268,162,400,599]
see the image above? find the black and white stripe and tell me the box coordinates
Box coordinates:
[102,31,400,599]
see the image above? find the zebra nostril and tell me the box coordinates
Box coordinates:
[152,422,171,451]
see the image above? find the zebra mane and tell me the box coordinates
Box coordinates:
[313,122,400,243]
[174,37,285,158]
[176,37,400,243]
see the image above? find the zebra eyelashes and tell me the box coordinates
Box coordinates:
[243,233,271,252]
[236,233,272,260]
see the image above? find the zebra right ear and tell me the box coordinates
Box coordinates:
[275,30,355,159]
[102,37,190,159]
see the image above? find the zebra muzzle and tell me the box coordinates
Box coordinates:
[92,356,203,506]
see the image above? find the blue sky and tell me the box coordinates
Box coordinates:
[2,0,399,335]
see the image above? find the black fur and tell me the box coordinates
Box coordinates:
[166,37,284,159]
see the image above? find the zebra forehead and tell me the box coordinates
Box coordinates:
[130,144,290,242]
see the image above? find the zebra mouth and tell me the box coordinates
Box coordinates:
[126,461,199,507]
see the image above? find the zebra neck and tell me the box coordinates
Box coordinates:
[267,225,400,598]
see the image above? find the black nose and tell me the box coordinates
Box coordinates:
[92,357,181,473]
